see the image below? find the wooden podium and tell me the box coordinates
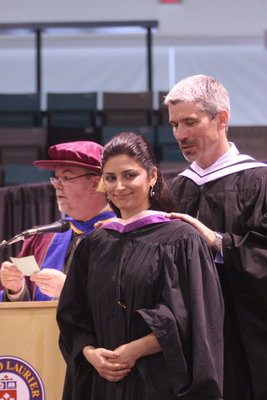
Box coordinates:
[0,301,65,399]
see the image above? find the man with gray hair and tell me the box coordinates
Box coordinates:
[165,74,267,400]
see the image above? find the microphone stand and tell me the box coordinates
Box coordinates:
[0,234,26,249]
[0,220,70,250]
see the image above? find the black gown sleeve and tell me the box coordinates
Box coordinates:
[222,172,267,399]
[57,239,96,400]
[57,238,97,360]
[137,231,224,399]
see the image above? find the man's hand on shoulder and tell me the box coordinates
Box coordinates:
[166,212,217,248]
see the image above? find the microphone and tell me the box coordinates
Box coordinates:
[0,220,70,248]
[21,220,70,238]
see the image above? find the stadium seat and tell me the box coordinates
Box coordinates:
[102,92,153,126]
[0,93,41,127]
[157,125,185,162]
[3,164,52,186]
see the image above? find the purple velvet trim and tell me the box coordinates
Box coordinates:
[101,214,177,233]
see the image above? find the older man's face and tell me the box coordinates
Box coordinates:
[52,165,98,220]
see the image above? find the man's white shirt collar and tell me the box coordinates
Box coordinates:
[179,143,266,185]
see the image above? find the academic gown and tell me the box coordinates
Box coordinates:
[57,212,224,400]
[170,166,267,400]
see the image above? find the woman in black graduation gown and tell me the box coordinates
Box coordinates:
[57,132,224,400]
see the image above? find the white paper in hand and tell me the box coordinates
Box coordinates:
[10,256,40,276]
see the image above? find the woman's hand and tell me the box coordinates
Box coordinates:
[110,334,162,369]
[83,346,131,382]
[109,343,138,369]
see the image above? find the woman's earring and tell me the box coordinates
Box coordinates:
[149,185,155,198]
[106,193,110,202]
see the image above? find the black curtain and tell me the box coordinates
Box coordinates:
[0,182,60,266]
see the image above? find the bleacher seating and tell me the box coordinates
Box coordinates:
[0,93,41,127]
[158,91,169,125]
[102,92,153,126]
[102,126,155,148]
[3,164,52,186]
[228,126,267,161]
[0,127,48,164]
[47,92,100,146]
[0,91,265,186]
[157,125,185,162]
[47,92,98,128]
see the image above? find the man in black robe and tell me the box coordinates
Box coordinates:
[164,74,267,400]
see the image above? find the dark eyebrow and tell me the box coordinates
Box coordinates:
[104,169,137,175]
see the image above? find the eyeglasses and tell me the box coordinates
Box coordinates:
[50,173,97,186]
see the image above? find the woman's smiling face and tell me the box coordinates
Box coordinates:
[103,154,156,219]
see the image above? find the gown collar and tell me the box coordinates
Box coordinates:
[100,210,174,233]
[179,142,266,186]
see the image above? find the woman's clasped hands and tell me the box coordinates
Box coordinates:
[83,342,140,382]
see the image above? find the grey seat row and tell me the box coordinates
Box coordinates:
[0,91,169,129]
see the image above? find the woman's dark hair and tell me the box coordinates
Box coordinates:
[101,131,177,217]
